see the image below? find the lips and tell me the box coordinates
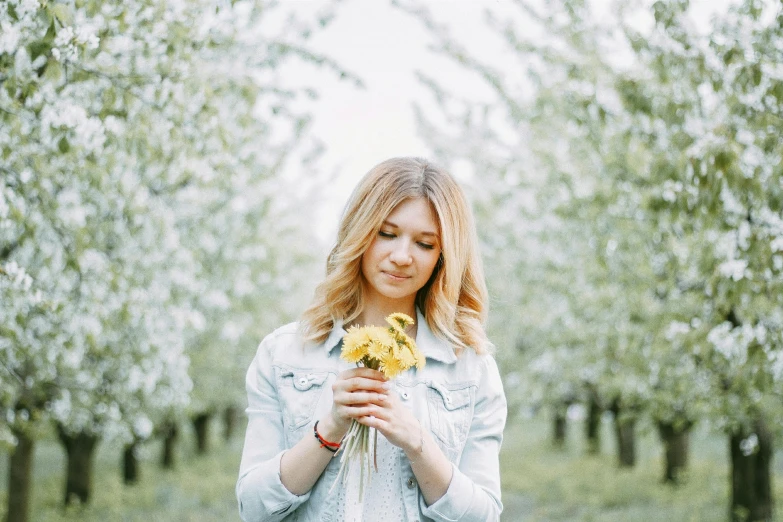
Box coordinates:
[383,271,410,281]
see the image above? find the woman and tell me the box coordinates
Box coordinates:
[236,157,507,521]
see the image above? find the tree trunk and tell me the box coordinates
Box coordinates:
[160,421,178,469]
[729,419,774,521]
[552,402,568,447]
[585,393,602,455]
[612,408,636,468]
[658,421,692,484]
[5,429,34,522]
[56,424,99,506]
[224,405,239,442]
[123,440,140,485]
[192,413,211,455]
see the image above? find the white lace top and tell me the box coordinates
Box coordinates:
[334,428,408,522]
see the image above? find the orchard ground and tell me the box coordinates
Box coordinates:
[1,413,782,521]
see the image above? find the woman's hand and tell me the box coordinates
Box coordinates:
[318,367,390,441]
[354,384,422,454]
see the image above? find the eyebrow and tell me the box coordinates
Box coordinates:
[382,220,439,238]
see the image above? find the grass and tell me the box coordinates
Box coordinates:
[500,412,783,521]
[0,423,243,522]
[0,414,781,521]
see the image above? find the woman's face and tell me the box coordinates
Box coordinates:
[361,197,442,310]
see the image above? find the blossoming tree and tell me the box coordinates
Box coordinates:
[1,0,349,519]
[404,0,783,518]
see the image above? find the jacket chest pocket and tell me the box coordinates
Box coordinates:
[276,367,331,433]
[426,382,474,456]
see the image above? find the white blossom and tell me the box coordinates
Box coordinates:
[133,416,154,439]
[0,23,21,55]
[740,433,759,456]
[665,321,691,341]
[719,259,748,281]
[707,322,754,365]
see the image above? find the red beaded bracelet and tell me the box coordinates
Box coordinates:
[313,420,341,453]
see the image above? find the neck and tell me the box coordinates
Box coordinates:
[362,288,416,321]
[354,307,415,325]
[351,312,418,339]
[350,299,418,336]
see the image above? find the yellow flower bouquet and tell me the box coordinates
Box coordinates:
[334,313,426,499]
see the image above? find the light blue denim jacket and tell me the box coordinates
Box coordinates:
[236,309,507,522]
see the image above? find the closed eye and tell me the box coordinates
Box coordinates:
[378,231,395,238]
[417,242,435,250]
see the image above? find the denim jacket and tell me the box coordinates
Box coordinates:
[236,309,507,522]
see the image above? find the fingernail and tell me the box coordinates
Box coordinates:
[378,394,387,401]
[382,383,391,390]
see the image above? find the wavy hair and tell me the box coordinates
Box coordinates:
[300,157,491,355]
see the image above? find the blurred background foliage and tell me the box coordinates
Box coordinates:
[2,0,782,521]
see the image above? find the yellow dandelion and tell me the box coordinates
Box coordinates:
[386,312,414,333]
[388,337,400,359]
[343,325,373,345]
[379,351,405,379]
[414,349,426,370]
[399,337,426,370]
[376,327,398,347]
[340,314,424,375]
[341,326,371,363]
[367,340,390,362]
[396,341,416,369]
[396,334,415,351]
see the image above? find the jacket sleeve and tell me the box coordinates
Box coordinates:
[236,334,310,521]
[420,354,507,522]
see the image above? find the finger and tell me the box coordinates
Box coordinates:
[334,377,390,394]
[335,391,387,407]
[339,367,387,381]
[342,404,388,420]
[346,377,391,393]
[355,415,390,432]
[362,407,391,422]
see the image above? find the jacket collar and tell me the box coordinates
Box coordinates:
[324,308,457,364]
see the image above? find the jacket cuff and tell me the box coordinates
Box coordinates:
[419,463,473,522]
[237,449,310,520]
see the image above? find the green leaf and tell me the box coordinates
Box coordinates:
[51,4,74,26]
[43,60,62,82]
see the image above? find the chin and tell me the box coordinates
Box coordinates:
[376,286,417,301]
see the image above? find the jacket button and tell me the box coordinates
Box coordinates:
[401,391,410,400]
[298,377,308,386]
[406,477,416,489]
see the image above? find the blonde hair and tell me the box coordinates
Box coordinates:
[300,157,491,355]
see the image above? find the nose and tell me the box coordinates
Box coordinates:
[389,240,413,265]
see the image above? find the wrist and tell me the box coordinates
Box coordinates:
[318,415,348,442]
[403,421,426,458]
